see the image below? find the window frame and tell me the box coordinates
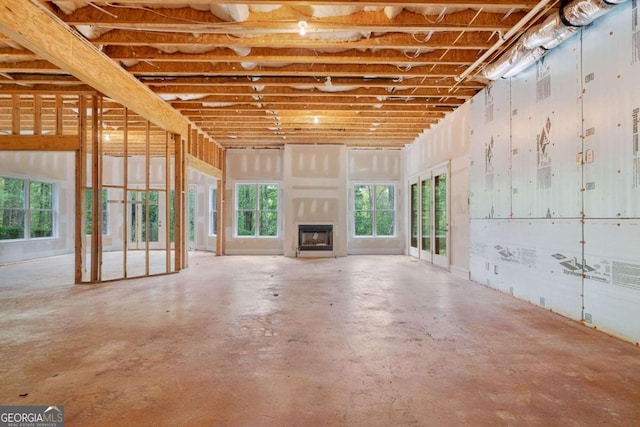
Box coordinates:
[352,182,396,238]
[234,182,280,238]
[0,175,57,242]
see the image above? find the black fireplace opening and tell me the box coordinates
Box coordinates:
[298,224,333,251]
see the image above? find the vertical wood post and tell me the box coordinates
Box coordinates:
[74,95,87,284]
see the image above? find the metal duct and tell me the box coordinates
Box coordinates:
[522,14,579,50]
[502,47,547,78]
[483,44,535,80]
[483,0,628,80]
[560,0,615,27]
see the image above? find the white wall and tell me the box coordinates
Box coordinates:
[283,144,347,257]
[469,2,640,344]
[404,102,471,277]
[225,146,406,257]
[187,168,218,252]
[0,151,75,264]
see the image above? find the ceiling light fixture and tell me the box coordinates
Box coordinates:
[313,116,319,124]
[298,20,308,36]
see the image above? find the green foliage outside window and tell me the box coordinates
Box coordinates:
[143,191,159,243]
[169,190,175,242]
[0,177,25,240]
[188,188,195,242]
[0,177,55,240]
[85,188,108,235]
[236,183,278,237]
[209,187,217,236]
[410,183,418,247]
[434,175,447,255]
[354,184,395,237]
[421,179,431,251]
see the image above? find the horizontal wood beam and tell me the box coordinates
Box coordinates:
[170,95,464,110]
[146,76,483,90]
[103,46,480,66]
[0,134,79,151]
[0,0,189,136]
[172,103,456,112]
[93,30,499,51]
[58,7,525,33]
[44,0,535,9]
[154,85,477,98]
[0,84,97,94]
[186,154,223,179]
[121,61,466,79]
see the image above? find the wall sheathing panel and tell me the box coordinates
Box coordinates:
[469,80,511,219]
[470,1,640,344]
[583,219,640,343]
[510,41,583,219]
[471,219,583,319]
[582,5,640,218]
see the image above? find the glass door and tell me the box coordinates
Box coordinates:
[128,190,162,250]
[419,177,432,262]
[408,163,450,271]
[409,180,419,257]
[432,163,450,270]
[187,185,196,248]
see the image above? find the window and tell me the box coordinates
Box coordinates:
[354,184,395,237]
[85,189,108,235]
[169,189,175,243]
[235,183,278,237]
[0,176,56,241]
[209,186,217,236]
[188,187,196,242]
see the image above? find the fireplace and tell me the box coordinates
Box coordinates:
[298,224,333,252]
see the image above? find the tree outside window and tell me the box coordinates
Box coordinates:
[235,183,278,237]
[0,177,25,240]
[188,187,196,242]
[209,186,217,236]
[0,176,55,240]
[354,184,395,237]
[85,188,108,235]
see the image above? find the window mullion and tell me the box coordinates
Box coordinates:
[255,184,260,237]
[24,179,30,240]
[372,184,376,237]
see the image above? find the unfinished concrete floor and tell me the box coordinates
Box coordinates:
[1,254,639,426]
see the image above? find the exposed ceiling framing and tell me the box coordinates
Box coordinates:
[0,0,558,149]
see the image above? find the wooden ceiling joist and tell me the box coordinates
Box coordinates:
[91,30,500,52]
[144,76,484,90]
[56,7,526,33]
[103,46,482,66]
[42,0,536,9]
